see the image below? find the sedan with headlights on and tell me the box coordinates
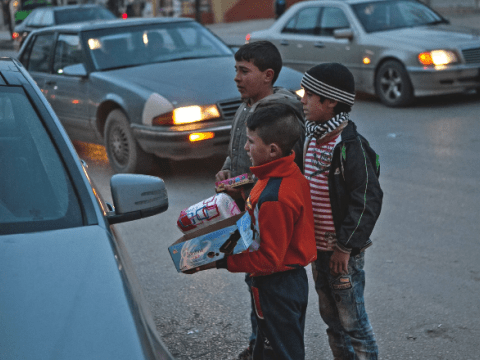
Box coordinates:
[18,18,304,173]
[247,0,480,107]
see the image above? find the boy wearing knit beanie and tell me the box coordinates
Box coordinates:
[301,62,383,359]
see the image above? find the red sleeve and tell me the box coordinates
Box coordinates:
[227,201,296,274]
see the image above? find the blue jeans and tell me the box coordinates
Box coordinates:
[251,267,308,360]
[245,273,257,344]
[312,251,378,360]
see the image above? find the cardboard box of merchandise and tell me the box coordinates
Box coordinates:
[169,211,253,273]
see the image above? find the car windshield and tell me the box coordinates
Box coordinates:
[55,7,116,24]
[86,21,233,71]
[0,87,83,235]
[351,0,445,33]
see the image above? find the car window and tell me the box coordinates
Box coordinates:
[27,33,55,73]
[40,9,54,26]
[53,34,84,74]
[319,7,350,36]
[87,21,232,71]
[54,7,116,25]
[352,0,444,33]
[0,87,83,235]
[282,7,321,35]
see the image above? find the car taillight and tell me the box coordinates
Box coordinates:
[12,32,19,40]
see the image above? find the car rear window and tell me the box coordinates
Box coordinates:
[54,7,116,25]
[0,87,83,235]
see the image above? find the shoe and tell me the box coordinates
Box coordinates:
[237,340,254,360]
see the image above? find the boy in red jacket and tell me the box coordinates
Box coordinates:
[188,104,317,360]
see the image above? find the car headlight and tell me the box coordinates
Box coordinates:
[418,50,458,66]
[152,105,221,126]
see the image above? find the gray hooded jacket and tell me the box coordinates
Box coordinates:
[221,87,305,176]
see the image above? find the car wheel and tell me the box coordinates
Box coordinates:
[104,109,153,174]
[375,60,414,107]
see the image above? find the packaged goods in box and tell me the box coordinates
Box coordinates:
[177,193,241,233]
[169,211,253,272]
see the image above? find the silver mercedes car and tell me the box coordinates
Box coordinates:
[247,0,480,107]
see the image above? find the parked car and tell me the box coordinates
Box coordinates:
[13,0,52,25]
[247,0,480,107]
[13,4,116,51]
[17,17,304,173]
[0,57,174,359]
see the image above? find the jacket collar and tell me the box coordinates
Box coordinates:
[250,152,297,180]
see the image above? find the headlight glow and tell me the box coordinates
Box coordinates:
[152,104,221,126]
[295,88,304,98]
[418,50,458,66]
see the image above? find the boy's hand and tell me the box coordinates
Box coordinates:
[215,170,231,181]
[222,185,244,200]
[329,249,350,275]
[182,261,217,274]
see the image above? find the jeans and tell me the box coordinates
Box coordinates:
[251,267,308,360]
[312,251,378,360]
[245,273,257,344]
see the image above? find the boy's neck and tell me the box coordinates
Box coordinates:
[248,87,275,106]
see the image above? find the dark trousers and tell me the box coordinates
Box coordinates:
[250,267,308,360]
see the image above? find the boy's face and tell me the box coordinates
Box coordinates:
[301,88,336,123]
[235,60,273,104]
[244,128,273,167]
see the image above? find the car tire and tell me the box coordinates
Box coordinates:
[104,109,154,174]
[375,60,414,107]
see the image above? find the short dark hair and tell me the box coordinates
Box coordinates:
[235,41,282,84]
[246,104,301,157]
[319,95,352,114]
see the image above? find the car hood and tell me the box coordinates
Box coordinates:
[96,56,303,107]
[0,226,148,360]
[371,24,480,49]
[99,56,240,107]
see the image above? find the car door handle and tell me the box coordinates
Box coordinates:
[46,81,57,86]
[280,40,289,46]
[314,42,325,48]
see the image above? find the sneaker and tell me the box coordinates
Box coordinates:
[237,341,254,360]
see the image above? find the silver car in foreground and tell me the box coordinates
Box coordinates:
[0,57,174,360]
[18,17,303,173]
[248,0,480,107]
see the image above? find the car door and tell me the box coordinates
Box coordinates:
[46,33,92,142]
[21,31,56,96]
[273,6,321,73]
[302,6,354,71]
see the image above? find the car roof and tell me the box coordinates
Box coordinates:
[0,58,26,85]
[36,3,108,11]
[29,16,195,33]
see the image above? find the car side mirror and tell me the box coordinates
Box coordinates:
[334,28,354,40]
[107,174,168,225]
[62,63,88,77]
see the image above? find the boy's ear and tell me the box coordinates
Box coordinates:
[264,68,275,84]
[326,98,338,109]
[269,142,283,159]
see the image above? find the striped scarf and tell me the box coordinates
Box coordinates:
[305,112,349,140]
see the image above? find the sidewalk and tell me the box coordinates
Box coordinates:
[1,6,480,51]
